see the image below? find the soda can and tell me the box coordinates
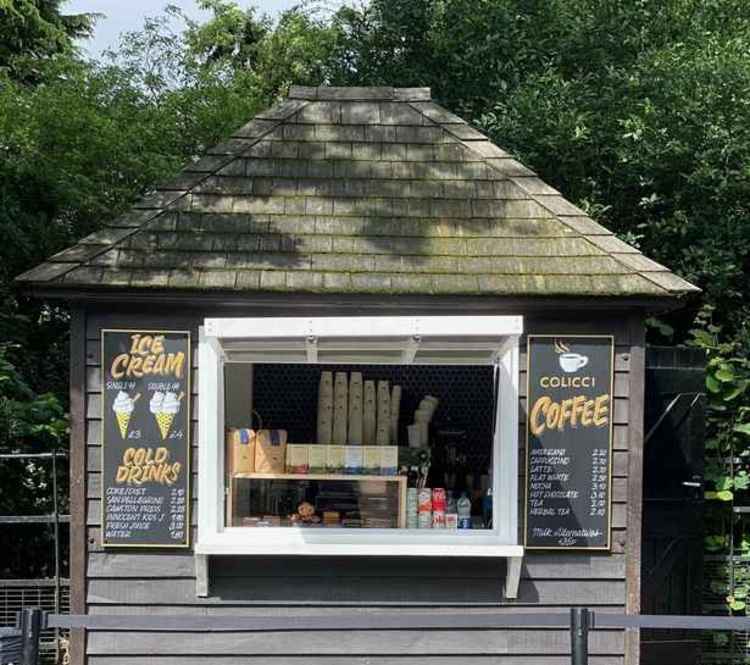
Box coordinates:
[418,488,432,513]
[457,517,472,530]
[445,513,458,529]
[432,488,446,512]
[418,511,432,528]
[432,510,445,529]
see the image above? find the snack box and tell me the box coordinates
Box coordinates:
[227,428,255,474]
[326,445,345,473]
[308,445,327,473]
[345,445,364,475]
[380,445,398,475]
[363,446,381,474]
[286,444,309,474]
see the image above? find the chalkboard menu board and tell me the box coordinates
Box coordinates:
[524,335,613,550]
[101,330,191,548]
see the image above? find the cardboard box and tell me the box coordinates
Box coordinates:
[255,429,287,474]
[326,445,345,473]
[363,446,380,474]
[380,446,398,475]
[345,446,364,474]
[308,445,327,473]
[227,428,255,474]
[286,444,309,473]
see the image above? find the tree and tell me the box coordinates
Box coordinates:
[332,0,750,344]
[0,0,95,81]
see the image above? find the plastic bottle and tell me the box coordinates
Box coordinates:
[482,488,493,529]
[457,492,472,529]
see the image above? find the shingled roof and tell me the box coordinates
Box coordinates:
[17,85,698,299]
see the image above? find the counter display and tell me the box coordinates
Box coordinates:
[224,366,495,531]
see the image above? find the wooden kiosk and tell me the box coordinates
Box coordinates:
[16,85,698,665]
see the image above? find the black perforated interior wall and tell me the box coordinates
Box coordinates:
[247,364,495,472]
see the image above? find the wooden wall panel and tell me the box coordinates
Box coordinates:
[80,304,641,665]
[86,628,625,656]
[87,656,624,665]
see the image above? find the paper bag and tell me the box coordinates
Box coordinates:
[255,429,288,474]
[227,428,255,474]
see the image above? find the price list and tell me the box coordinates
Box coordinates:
[101,330,191,548]
[524,335,614,550]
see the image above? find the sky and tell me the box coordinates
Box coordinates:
[65,0,305,57]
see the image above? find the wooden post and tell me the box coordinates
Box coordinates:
[68,305,87,665]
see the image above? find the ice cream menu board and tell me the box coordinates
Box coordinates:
[524,335,614,550]
[101,330,190,548]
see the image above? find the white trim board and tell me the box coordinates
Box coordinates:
[197,315,524,598]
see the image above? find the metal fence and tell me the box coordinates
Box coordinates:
[4,608,750,665]
[0,451,71,665]
[0,581,69,665]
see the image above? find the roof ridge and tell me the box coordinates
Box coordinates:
[289,86,431,102]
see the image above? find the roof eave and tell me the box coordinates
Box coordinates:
[16,281,695,314]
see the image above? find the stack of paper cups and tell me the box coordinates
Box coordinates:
[333,372,348,445]
[363,380,376,445]
[348,372,363,445]
[390,385,401,445]
[376,380,390,445]
[317,372,333,444]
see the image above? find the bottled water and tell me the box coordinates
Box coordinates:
[457,492,472,529]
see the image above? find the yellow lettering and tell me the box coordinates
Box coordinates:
[152,336,165,355]
[558,399,573,431]
[127,356,143,377]
[110,354,129,379]
[571,395,586,427]
[593,395,610,427]
[530,396,551,436]
[142,355,155,374]
[164,352,185,379]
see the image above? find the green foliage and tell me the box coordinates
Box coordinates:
[689,304,750,613]
[0,0,95,81]
[0,345,66,450]
[3,0,750,584]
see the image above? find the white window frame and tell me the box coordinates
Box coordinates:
[197,316,523,564]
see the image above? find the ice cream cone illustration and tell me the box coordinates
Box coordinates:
[112,391,139,439]
[150,390,183,440]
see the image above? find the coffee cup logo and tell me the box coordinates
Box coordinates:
[554,339,589,373]
[559,352,589,373]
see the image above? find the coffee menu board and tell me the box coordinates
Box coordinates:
[101,330,190,548]
[524,335,614,550]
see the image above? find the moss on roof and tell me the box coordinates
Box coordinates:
[16,85,699,299]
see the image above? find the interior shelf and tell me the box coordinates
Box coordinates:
[231,473,405,482]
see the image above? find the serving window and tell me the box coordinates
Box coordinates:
[198,316,522,558]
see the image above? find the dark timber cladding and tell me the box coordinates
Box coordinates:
[78,306,633,665]
[15,85,700,665]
